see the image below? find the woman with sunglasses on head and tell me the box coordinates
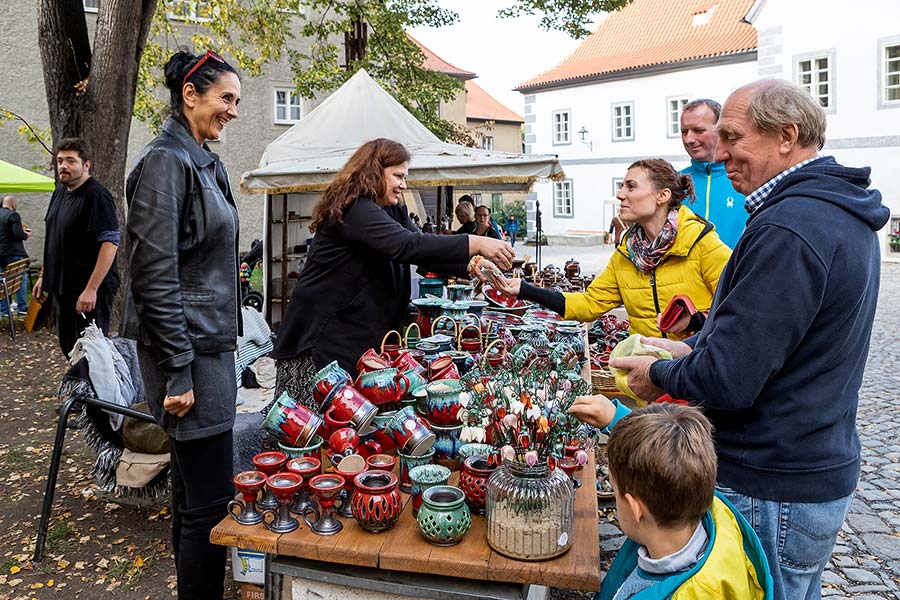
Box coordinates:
[122,49,240,600]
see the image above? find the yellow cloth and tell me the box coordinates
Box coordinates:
[562,206,731,339]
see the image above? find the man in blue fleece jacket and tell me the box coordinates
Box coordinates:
[610,79,889,600]
[680,99,746,248]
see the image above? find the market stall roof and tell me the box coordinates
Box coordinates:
[240,69,564,194]
[0,160,55,193]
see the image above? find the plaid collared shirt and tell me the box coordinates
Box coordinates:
[744,157,821,215]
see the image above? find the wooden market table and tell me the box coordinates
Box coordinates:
[211,456,601,600]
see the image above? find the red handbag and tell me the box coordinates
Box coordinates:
[657,295,699,333]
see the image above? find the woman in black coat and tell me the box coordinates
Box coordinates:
[124,50,241,600]
[272,138,513,404]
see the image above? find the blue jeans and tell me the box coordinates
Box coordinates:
[0,255,27,314]
[716,484,852,600]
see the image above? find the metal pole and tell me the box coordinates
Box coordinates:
[535,199,543,271]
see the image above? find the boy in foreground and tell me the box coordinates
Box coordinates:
[569,398,773,599]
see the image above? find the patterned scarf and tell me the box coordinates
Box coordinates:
[625,209,679,273]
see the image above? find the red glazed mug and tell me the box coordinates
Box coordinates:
[329,427,360,456]
[261,394,323,448]
[385,406,435,457]
[356,349,391,375]
[323,407,352,440]
[327,384,379,433]
[355,368,411,411]
[392,350,425,375]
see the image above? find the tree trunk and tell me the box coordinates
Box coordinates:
[38,0,159,330]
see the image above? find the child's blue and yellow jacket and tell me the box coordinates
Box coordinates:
[595,401,774,600]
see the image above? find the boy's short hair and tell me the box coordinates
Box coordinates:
[607,403,716,528]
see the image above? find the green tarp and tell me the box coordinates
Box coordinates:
[0,159,55,193]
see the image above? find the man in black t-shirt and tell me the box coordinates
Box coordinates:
[34,138,120,357]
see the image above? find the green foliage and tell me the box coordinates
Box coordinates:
[889,231,900,251]
[133,0,625,141]
[498,0,634,38]
[497,199,527,236]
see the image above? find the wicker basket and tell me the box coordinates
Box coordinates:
[591,368,617,395]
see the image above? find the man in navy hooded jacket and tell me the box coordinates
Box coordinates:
[610,79,889,600]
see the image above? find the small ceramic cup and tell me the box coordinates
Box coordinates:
[398,447,435,494]
[409,464,451,515]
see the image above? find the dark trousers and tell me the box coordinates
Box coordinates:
[170,429,234,600]
[54,290,113,357]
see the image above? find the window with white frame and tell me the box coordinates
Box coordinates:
[552,110,571,145]
[274,89,302,124]
[667,97,689,137]
[83,0,99,12]
[470,193,483,205]
[796,54,832,109]
[553,180,573,218]
[491,193,503,214]
[612,102,634,141]
[883,42,900,105]
[481,135,494,150]
[612,178,624,198]
[166,0,212,22]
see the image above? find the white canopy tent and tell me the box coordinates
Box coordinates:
[240,69,564,194]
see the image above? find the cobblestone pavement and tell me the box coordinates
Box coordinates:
[557,261,900,600]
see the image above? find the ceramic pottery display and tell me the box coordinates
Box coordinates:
[228,470,266,525]
[409,464,451,515]
[398,447,435,493]
[430,423,464,466]
[309,360,351,408]
[350,471,403,532]
[334,453,368,518]
[325,384,379,433]
[458,443,496,461]
[278,435,323,461]
[385,406,435,457]
[365,453,397,472]
[485,459,574,561]
[252,451,288,511]
[356,368,410,412]
[262,472,302,533]
[459,456,498,515]
[445,284,474,302]
[286,456,321,516]
[424,379,464,425]
[261,393,323,448]
[304,474,345,536]
[417,486,472,546]
[412,297,449,336]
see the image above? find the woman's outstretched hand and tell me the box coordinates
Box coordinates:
[471,236,514,270]
[489,274,521,297]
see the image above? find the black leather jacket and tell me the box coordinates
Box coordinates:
[122,117,240,374]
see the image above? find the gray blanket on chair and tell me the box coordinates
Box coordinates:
[60,337,265,500]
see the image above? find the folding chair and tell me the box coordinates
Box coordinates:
[34,395,156,562]
[1,257,30,340]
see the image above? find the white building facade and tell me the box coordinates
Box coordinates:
[751,0,900,253]
[523,59,756,236]
[519,0,900,255]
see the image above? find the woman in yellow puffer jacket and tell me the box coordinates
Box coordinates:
[493,159,731,339]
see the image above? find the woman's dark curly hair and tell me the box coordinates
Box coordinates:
[311,138,411,232]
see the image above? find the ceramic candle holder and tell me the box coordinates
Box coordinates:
[228,470,266,525]
[304,474,346,536]
[286,456,322,516]
[459,456,498,515]
[417,485,472,547]
[252,451,287,511]
[262,472,302,533]
[365,453,397,473]
[334,453,367,518]
[351,471,403,532]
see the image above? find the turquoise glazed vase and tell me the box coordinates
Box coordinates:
[417,485,472,546]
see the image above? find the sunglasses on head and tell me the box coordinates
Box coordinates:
[182,50,226,87]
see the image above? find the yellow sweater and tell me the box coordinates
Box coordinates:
[562,206,731,339]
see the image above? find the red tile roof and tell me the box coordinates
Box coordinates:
[516,0,758,91]
[465,80,524,123]
[407,33,476,80]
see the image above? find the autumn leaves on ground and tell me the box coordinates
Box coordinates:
[0,324,241,599]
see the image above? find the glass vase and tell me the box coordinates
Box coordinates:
[485,458,574,561]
